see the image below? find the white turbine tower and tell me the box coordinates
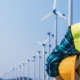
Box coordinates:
[68,0,73,26]
[41,0,67,48]
[27,60,30,80]
[37,38,48,80]
[33,56,36,80]
[47,32,54,80]
[38,51,41,80]
[19,65,21,80]
[22,63,25,80]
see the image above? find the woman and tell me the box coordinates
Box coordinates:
[46,23,80,80]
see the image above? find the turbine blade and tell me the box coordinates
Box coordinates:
[53,0,57,9]
[37,41,42,45]
[43,38,49,44]
[56,10,67,20]
[41,11,53,21]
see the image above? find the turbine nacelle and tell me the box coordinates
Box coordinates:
[53,9,67,20]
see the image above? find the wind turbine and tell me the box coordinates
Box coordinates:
[24,62,28,80]
[19,65,21,80]
[41,0,67,48]
[37,38,48,80]
[33,56,36,80]
[38,51,41,80]
[47,32,54,80]
[22,63,25,80]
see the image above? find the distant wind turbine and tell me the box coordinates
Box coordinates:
[37,38,48,80]
[22,63,25,80]
[18,65,21,80]
[27,60,30,80]
[38,51,41,80]
[33,56,36,80]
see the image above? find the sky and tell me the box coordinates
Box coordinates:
[0,0,80,79]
